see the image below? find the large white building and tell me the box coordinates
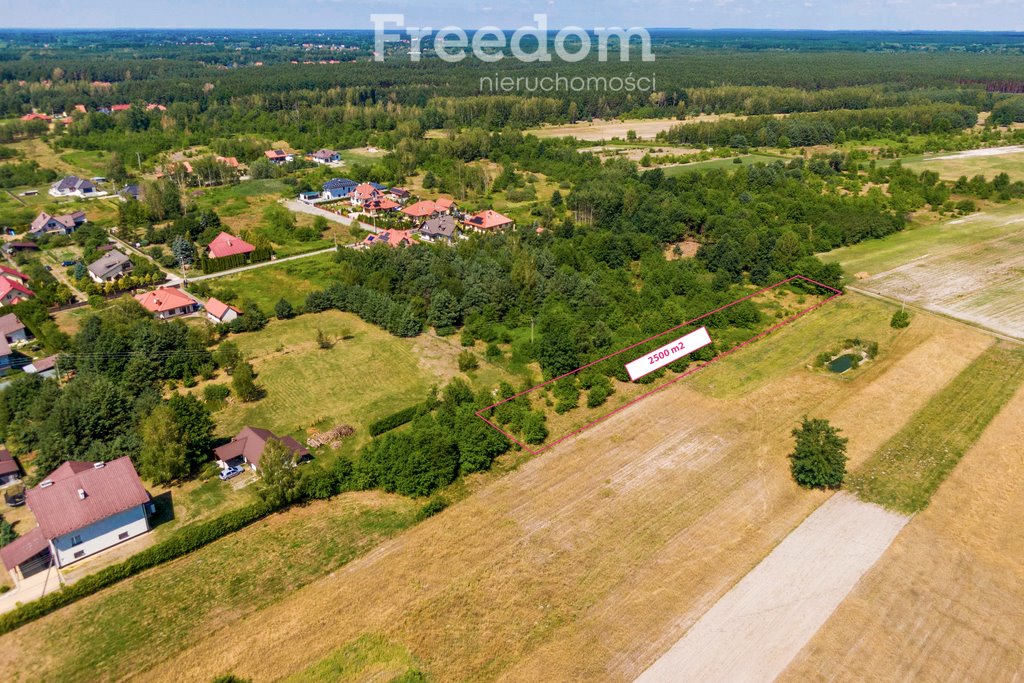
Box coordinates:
[0,457,153,582]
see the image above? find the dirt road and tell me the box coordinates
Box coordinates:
[635,493,908,683]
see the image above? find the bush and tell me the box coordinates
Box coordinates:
[368,403,422,437]
[789,417,848,489]
[415,496,449,521]
[274,297,295,320]
[298,464,338,500]
[890,309,911,329]
[203,384,230,402]
[485,343,502,360]
[460,329,475,347]
[457,350,479,372]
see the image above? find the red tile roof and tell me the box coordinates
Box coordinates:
[214,427,310,470]
[463,209,514,231]
[0,266,29,282]
[353,183,382,201]
[205,297,239,321]
[110,104,131,112]
[207,231,256,259]
[27,457,150,540]
[435,197,455,210]
[134,287,196,314]
[0,527,48,572]
[361,229,415,249]
[401,200,439,218]
[0,276,35,302]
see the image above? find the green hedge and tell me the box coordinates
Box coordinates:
[368,404,422,437]
[0,499,276,636]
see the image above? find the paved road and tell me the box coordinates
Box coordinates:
[283,199,382,234]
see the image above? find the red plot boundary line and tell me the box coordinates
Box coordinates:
[476,274,843,455]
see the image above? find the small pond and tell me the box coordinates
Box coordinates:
[828,354,856,373]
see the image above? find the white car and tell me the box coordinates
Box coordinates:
[218,465,244,481]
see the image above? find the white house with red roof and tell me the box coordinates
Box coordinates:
[207,231,256,260]
[462,209,514,233]
[205,297,240,324]
[135,287,199,319]
[0,265,29,286]
[360,229,415,249]
[0,276,34,307]
[0,457,152,581]
[351,182,384,206]
[264,149,293,164]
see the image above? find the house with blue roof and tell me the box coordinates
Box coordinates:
[322,178,358,200]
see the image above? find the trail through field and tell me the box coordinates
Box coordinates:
[928,145,1024,160]
[634,493,908,683]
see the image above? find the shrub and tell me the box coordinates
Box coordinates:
[789,417,848,489]
[458,350,479,372]
[415,496,449,521]
[586,376,613,408]
[460,329,475,347]
[890,309,911,328]
[274,297,295,320]
[202,384,230,404]
[298,464,337,500]
[368,404,422,437]
[485,343,502,360]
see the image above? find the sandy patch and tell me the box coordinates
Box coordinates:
[635,493,907,683]
[928,145,1024,161]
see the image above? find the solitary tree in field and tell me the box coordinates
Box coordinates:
[789,417,848,489]
[891,309,911,329]
[232,361,262,402]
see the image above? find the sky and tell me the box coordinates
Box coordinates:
[1,0,1024,32]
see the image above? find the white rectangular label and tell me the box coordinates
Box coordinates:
[624,327,712,381]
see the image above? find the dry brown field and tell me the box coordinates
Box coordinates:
[780,379,1024,682]
[56,296,991,681]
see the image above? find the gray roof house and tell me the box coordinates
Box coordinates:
[49,175,103,198]
[419,214,458,242]
[29,211,87,236]
[87,250,134,283]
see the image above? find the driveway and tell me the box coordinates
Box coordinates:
[0,564,62,615]
[284,199,382,234]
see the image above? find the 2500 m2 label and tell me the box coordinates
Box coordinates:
[624,327,713,381]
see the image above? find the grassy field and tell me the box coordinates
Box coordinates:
[898,146,1024,180]
[283,634,426,683]
[661,152,789,175]
[212,310,464,441]
[75,297,992,683]
[824,204,1024,339]
[203,251,343,310]
[0,493,419,683]
[781,380,1024,682]
[846,342,1024,513]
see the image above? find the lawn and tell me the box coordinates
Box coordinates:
[0,492,419,683]
[203,250,343,310]
[213,310,455,441]
[898,147,1024,181]
[846,342,1024,513]
[661,152,789,176]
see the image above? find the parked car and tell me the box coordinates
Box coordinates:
[61,260,76,266]
[218,465,243,481]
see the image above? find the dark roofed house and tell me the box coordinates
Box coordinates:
[24,354,58,378]
[214,426,311,472]
[0,449,20,487]
[419,214,458,243]
[119,184,141,201]
[87,249,134,283]
[49,175,101,199]
[1,457,152,581]
[322,177,358,200]
[29,210,87,237]
[310,149,340,164]
[3,241,39,255]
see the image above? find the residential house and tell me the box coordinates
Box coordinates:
[388,187,410,203]
[0,336,14,371]
[321,177,358,200]
[29,210,87,236]
[135,287,199,319]
[87,250,134,283]
[0,449,20,487]
[360,229,415,249]
[363,196,400,215]
[0,313,29,345]
[400,197,456,224]
[351,182,386,206]
[145,103,167,111]
[119,184,141,201]
[419,215,458,243]
[24,355,57,379]
[462,209,514,233]
[20,113,52,122]
[309,149,340,164]
[215,156,241,169]
[49,175,102,198]
[264,149,294,165]
[205,297,240,324]
[0,457,152,581]
[207,231,256,260]
[110,104,132,112]
[214,426,310,472]
[298,191,322,202]
[0,265,29,287]
[0,277,34,307]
